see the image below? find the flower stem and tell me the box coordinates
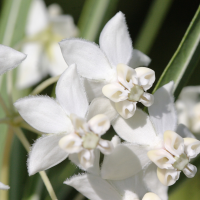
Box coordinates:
[13,127,58,200]
[19,122,43,135]
[0,126,13,200]
[31,75,60,95]
[0,94,10,116]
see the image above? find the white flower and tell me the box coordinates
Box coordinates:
[0,182,10,190]
[59,11,154,119]
[65,137,163,200]
[100,81,200,187]
[14,64,115,175]
[0,44,26,75]
[176,86,200,134]
[16,0,78,89]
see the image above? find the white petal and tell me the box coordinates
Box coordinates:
[184,138,200,159]
[112,108,157,145]
[69,149,101,175]
[0,44,26,75]
[28,134,68,175]
[129,49,151,69]
[88,114,110,135]
[14,96,73,134]
[16,43,44,89]
[148,81,177,138]
[144,163,168,200]
[102,83,128,102]
[140,93,154,107]
[142,193,161,200]
[97,139,113,155]
[183,163,197,178]
[176,124,195,138]
[101,143,151,180]
[115,100,136,119]
[59,134,83,153]
[78,149,94,169]
[48,43,68,76]
[48,3,62,16]
[123,191,139,200]
[56,64,88,118]
[117,64,137,90]
[59,39,113,80]
[64,174,121,200]
[157,168,180,186]
[147,149,175,169]
[0,182,10,190]
[111,135,121,148]
[86,97,118,122]
[83,78,108,101]
[50,15,78,38]
[99,12,133,67]
[135,67,155,91]
[26,0,48,36]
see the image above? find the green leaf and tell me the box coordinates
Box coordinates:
[153,6,200,99]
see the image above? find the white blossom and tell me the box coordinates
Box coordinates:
[100,81,200,187]
[176,86,200,134]
[14,64,114,175]
[16,0,78,89]
[65,137,163,200]
[59,11,154,119]
[0,182,10,190]
[0,44,26,75]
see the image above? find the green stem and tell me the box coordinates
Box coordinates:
[13,127,58,200]
[31,75,60,95]
[134,0,173,54]
[0,118,10,124]
[20,122,43,135]
[0,94,10,116]
[0,126,13,200]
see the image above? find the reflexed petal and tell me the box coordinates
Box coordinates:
[59,39,113,80]
[135,67,155,91]
[56,64,88,118]
[117,64,138,90]
[88,114,110,135]
[115,100,136,119]
[0,182,10,190]
[48,43,68,76]
[142,193,161,200]
[102,83,128,102]
[183,163,197,178]
[112,108,157,145]
[176,124,195,138]
[140,93,154,107]
[78,149,94,169]
[86,97,118,122]
[14,96,73,134]
[129,49,151,69]
[16,43,44,88]
[111,135,121,148]
[101,143,151,180]
[164,131,184,157]
[184,138,200,158]
[83,78,109,101]
[97,139,113,155]
[157,168,180,186]
[64,174,121,200]
[144,163,168,200]
[28,134,68,175]
[26,0,48,36]
[0,44,26,76]
[99,12,133,67]
[59,134,83,153]
[147,149,175,169]
[50,15,78,38]
[149,81,177,138]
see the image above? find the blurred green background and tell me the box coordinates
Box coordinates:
[0,0,200,199]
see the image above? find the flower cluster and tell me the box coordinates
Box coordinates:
[0,4,199,200]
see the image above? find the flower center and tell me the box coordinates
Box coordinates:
[82,132,99,150]
[128,85,144,102]
[172,153,189,171]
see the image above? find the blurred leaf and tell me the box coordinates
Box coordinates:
[153,6,200,99]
